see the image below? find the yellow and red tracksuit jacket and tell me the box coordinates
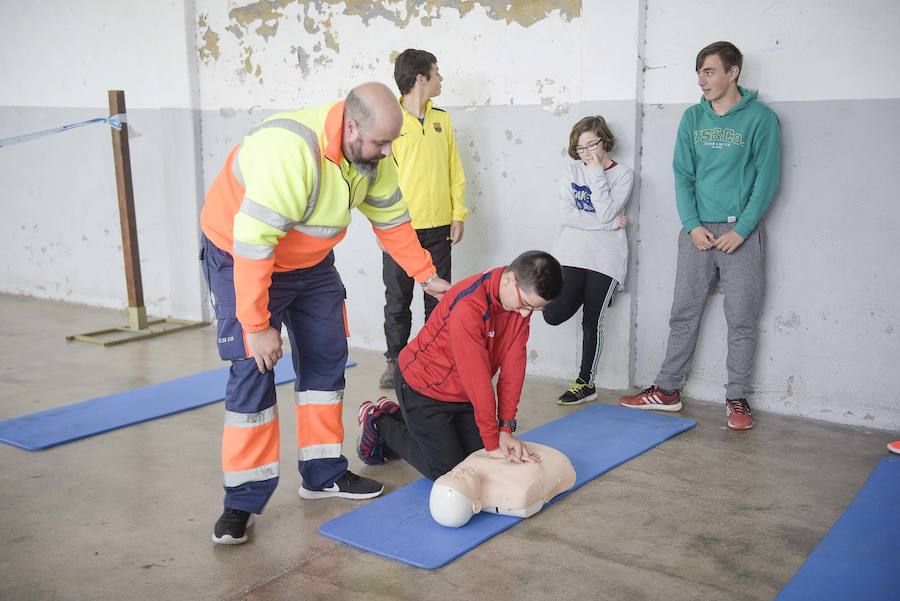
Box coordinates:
[392,98,467,229]
[200,101,437,333]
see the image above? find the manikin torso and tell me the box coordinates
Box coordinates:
[429,442,576,527]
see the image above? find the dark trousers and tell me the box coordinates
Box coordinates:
[375,366,484,480]
[383,225,452,359]
[200,235,349,514]
[543,266,617,384]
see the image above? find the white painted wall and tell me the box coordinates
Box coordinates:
[643,0,900,103]
[0,0,207,321]
[0,1,199,109]
[635,0,900,429]
[194,0,644,386]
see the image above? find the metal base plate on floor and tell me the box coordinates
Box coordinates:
[66,317,208,347]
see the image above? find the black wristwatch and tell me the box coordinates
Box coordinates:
[498,418,517,432]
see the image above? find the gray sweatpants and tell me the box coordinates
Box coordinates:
[655,222,765,399]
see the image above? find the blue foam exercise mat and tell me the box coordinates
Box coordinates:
[320,403,696,569]
[0,353,356,451]
[775,456,900,601]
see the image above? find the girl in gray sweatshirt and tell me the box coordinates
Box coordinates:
[543,116,634,405]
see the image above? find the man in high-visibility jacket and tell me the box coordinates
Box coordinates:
[379,49,467,389]
[200,82,450,545]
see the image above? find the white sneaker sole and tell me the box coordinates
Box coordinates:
[298,485,384,500]
[620,401,683,412]
[211,514,255,545]
[727,420,754,430]
[557,392,598,406]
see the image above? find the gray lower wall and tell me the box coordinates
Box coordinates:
[199,100,639,386]
[0,106,207,322]
[634,98,900,430]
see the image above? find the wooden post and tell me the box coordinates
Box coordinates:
[108,90,147,330]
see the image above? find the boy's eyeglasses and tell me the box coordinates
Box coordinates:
[514,276,541,313]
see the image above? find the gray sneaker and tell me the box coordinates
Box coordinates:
[379,358,396,389]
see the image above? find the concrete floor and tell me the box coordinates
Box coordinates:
[0,293,892,601]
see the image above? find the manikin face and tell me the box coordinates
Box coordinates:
[438,466,483,506]
[422,62,443,98]
[697,54,738,104]
[498,271,548,318]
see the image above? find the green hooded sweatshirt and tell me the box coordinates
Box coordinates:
[673,86,781,239]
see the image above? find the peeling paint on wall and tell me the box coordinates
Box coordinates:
[196,0,584,109]
[198,14,220,63]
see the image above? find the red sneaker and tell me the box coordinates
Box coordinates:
[887,440,900,454]
[375,396,401,418]
[726,398,754,430]
[619,385,682,412]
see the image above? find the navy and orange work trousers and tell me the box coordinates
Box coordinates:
[201,235,349,514]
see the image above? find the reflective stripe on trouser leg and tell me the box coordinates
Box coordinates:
[221,358,280,514]
[296,389,344,461]
[222,406,280,486]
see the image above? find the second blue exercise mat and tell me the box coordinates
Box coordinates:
[0,353,355,451]
[320,403,696,569]
[775,456,900,601]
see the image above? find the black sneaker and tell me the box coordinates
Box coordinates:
[298,471,384,500]
[379,359,396,389]
[557,377,598,406]
[211,507,255,545]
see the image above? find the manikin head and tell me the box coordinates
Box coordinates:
[429,466,483,528]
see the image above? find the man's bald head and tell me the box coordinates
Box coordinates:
[345,82,402,135]
[343,82,403,177]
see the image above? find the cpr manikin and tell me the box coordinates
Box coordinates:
[429,442,576,528]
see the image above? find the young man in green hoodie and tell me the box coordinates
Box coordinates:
[619,41,781,430]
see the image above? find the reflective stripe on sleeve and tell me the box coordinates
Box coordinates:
[370,210,412,230]
[239,197,297,232]
[293,224,345,238]
[232,239,275,260]
[363,187,402,209]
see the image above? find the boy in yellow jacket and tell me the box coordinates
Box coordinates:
[380,49,468,388]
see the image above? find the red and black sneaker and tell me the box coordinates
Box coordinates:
[886,440,900,455]
[373,397,401,461]
[726,398,754,430]
[375,396,401,418]
[356,401,385,465]
[619,385,682,412]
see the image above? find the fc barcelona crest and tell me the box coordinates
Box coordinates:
[433,122,442,133]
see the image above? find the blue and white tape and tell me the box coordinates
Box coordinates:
[0,113,127,149]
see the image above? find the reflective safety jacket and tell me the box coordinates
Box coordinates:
[392,98,467,229]
[201,101,437,333]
